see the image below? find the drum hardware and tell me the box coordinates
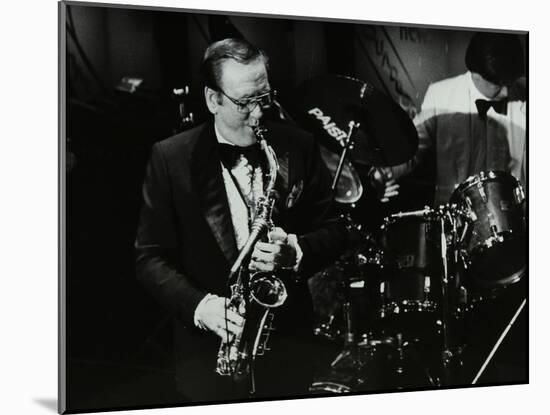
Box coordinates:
[514,186,525,204]
[357,333,395,348]
[329,282,361,369]
[391,333,435,389]
[476,180,488,203]
[377,206,441,323]
[309,262,345,342]
[299,77,526,392]
[451,171,526,288]
[311,196,526,393]
[330,120,361,202]
[298,82,526,391]
[313,314,342,341]
[310,377,354,394]
[319,145,363,204]
[437,207,453,386]
[387,207,434,220]
[311,114,366,345]
[374,204,469,386]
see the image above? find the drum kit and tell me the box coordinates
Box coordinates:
[286,75,527,393]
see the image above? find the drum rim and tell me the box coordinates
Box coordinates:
[466,264,525,288]
[450,170,520,202]
[379,300,438,317]
[468,229,524,254]
[465,231,526,287]
[380,208,435,229]
[309,381,352,393]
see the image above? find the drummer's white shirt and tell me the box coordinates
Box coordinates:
[408,71,527,204]
[462,72,525,185]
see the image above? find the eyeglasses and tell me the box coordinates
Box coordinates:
[218,89,276,114]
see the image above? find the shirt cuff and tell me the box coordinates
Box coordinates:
[193,293,219,330]
[287,233,303,272]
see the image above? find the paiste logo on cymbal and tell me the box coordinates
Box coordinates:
[307,108,347,147]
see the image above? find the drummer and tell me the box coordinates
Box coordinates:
[381,32,526,206]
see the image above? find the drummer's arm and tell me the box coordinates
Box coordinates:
[369,101,435,202]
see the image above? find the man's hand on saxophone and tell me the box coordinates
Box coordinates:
[249,227,302,272]
[194,295,244,342]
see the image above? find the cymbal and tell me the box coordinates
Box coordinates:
[288,75,418,167]
[318,145,363,204]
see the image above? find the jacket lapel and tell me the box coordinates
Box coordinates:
[191,122,239,265]
[264,123,291,219]
[272,149,289,218]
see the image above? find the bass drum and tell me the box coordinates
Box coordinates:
[451,171,526,288]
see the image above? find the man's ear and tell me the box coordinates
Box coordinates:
[204,86,219,115]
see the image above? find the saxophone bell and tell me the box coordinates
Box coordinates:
[250,274,288,308]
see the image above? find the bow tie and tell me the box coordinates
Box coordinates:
[218,142,262,169]
[475,99,508,119]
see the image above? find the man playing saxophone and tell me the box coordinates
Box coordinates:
[136,38,349,402]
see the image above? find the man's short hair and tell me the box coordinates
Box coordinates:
[201,38,269,90]
[465,32,525,85]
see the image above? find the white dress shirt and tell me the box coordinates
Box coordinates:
[397,71,527,204]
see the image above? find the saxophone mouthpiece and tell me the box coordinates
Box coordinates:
[252,124,267,135]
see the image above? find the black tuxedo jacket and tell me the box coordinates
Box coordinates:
[135,120,348,400]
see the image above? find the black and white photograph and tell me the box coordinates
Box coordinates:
[57,1,529,412]
[57,0,531,413]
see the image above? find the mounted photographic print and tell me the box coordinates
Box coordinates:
[59,0,528,412]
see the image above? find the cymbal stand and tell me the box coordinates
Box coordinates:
[328,120,363,374]
[439,208,452,385]
[436,204,461,386]
[329,273,361,374]
[331,121,360,198]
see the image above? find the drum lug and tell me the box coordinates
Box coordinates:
[424,276,431,301]
[459,250,470,269]
[476,181,488,203]
[464,197,477,221]
[514,184,525,204]
[487,212,499,238]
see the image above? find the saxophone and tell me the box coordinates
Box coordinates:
[216,125,288,386]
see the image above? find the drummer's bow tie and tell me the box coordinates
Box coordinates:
[475,99,508,119]
[219,142,262,170]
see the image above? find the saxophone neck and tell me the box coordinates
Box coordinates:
[228,124,279,277]
[253,124,278,195]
